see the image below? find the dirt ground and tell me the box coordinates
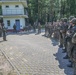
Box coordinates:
[0,50,17,75]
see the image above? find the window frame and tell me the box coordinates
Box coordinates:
[15,5,19,8]
[7,20,10,26]
[5,5,9,8]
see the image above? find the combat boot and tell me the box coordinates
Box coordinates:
[62,47,66,53]
[67,63,72,67]
[59,44,63,48]
[63,54,69,59]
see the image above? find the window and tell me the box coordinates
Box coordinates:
[6,5,9,8]
[7,20,10,26]
[15,5,19,8]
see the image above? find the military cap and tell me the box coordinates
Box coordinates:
[71,18,76,24]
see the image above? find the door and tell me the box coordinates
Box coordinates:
[15,20,20,31]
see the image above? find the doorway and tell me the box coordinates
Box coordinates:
[15,19,20,31]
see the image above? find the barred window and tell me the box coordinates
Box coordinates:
[7,20,10,26]
[15,5,19,8]
[6,5,9,8]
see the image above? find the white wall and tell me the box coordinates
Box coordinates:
[2,3,24,15]
[3,17,25,29]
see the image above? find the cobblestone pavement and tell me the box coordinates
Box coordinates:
[0,49,17,75]
[0,32,73,75]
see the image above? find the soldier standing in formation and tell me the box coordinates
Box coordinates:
[69,18,76,75]
[48,22,54,38]
[33,22,36,32]
[58,18,64,48]
[2,23,7,41]
[0,23,2,37]
[37,22,41,34]
[45,22,49,37]
[65,16,75,67]
[58,17,76,75]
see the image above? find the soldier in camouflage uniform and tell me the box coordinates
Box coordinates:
[58,18,68,48]
[65,16,75,67]
[48,22,54,38]
[0,23,2,37]
[2,23,7,41]
[53,22,59,39]
[58,18,64,48]
[69,18,76,75]
[72,33,76,75]
[38,22,41,34]
[45,22,49,37]
[61,18,68,52]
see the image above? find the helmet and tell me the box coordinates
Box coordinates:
[69,16,75,20]
[60,18,64,22]
[63,18,67,22]
[71,18,76,24]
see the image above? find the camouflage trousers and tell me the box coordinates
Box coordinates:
[45,29,49,37]
[62,33,66,49]
[73,62,76,75]
[38,29,41,34]
[59,32,63,46]
[48,28,53,38]
[53,31,59,39]
[67,41,72,57]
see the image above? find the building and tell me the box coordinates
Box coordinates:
[0,0,28,31]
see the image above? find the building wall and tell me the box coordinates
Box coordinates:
[2,3,24,15]
[3,17,25,30]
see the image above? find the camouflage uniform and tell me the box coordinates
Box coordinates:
[66,16,75,65]
[53,22,59,39]
[58,18,64,47]
[48,22,53,38]
[58,18,68,48]
[2,26,7,41]
[66,24,73,57]
[61,18,68,51]
[0,23,2,37]
[38,22,41,34]
[45,22,49,37]
[33,22,36,32]
[71,35,76,75]
[69,18,76,75]
[66,16,75,55]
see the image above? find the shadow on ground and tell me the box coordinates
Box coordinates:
[53,47,73,75]
[50,38,59,46]
[0,40,4,43]
[7,31,36,36]
[42,34,59,46]
[7,29,45,36]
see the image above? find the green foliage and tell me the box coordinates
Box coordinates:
[28,0,76,25]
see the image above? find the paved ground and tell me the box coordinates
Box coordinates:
[0,48,17,75]
[0,31,73,75]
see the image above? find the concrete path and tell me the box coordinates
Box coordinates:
[0,32,73,75]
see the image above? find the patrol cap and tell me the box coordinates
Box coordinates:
[71,18,76,24]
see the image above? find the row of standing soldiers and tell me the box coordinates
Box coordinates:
[58,17,76,75]
[45,16,76,75]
